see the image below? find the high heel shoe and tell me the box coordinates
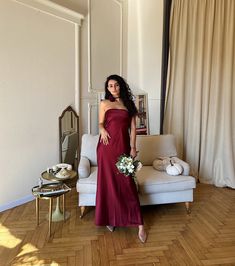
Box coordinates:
[138,231,147,243]
[106,225,115,232]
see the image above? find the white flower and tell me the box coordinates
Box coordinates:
[116,154,142,177]
[115,154,141,190]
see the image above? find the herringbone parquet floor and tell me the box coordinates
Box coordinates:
[0,183,235,266]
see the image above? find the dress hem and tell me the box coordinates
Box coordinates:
[95,223,144,227]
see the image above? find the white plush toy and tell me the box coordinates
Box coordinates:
[166,160,183,176]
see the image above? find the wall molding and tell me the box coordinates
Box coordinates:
[88,102,98,134]
[14,0,84,114]
[14,0,84,24]
[87,0,123,93]
[0,195,34,213]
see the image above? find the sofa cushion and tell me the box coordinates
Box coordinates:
[77,167,97,193]
[80,134,178,167]
[77,166,196,196]
[136,166,196,194]
[136,135,177,165]
[80,134,99,166]
[78,156,91,178]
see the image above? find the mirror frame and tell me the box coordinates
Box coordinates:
[59,106,79,166]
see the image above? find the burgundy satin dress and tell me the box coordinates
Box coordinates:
[95,109,143,226]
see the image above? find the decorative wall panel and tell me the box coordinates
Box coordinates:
[88,0,123,92]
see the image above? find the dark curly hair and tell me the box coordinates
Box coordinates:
[104,74,138,117]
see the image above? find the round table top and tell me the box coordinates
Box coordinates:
[41,170,77,182]
[32,182,70,198]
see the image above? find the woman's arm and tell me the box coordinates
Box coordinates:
[99,101,110,145]
[130,115,137,158]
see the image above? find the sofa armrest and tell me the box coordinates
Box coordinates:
[78,156,91,178]
[172,157,190,175]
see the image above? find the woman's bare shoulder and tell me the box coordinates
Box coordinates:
[100,99,109,103]
[100,99,110,107]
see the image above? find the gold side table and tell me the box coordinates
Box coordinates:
[41,170,77,222]
[32,183,70,236]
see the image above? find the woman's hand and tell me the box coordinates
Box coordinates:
[130,147,138,158]
[100,128,111,145]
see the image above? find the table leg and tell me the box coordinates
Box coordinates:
[62,194,65,221]
[49,198,53,236]
[36,197,39,226]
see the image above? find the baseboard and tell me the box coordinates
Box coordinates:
[0,194,34,212]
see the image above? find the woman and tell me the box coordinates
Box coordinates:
[95,74,147,243]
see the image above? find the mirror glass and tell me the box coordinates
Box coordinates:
[59,106,79,170]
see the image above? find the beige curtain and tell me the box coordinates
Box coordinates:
[164,0,235,188]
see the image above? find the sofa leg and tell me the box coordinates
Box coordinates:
[80,206,86,218]
[185,202,191,214]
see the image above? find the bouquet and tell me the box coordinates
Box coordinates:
[116,154,142,187]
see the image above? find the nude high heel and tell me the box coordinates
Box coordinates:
[106,226,115,232]
[138,230,147,243]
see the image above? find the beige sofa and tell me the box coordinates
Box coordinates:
[76,134,196,218]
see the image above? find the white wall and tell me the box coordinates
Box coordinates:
[79,0,163,136]
[127,0,163,134]
[80,0,126,136]
[0,0,82,210]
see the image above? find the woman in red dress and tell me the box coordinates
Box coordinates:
[95,74,147,243]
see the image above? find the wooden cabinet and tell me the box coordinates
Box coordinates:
[134,93,149,135]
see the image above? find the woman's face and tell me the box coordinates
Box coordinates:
[107,79,120,97]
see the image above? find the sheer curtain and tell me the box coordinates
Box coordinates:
[163,0,235,188]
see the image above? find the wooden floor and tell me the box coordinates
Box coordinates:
[0,183,235,266]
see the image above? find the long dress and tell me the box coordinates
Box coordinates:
[95,108,143,226]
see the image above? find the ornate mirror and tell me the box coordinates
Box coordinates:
[59,106,79,170]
